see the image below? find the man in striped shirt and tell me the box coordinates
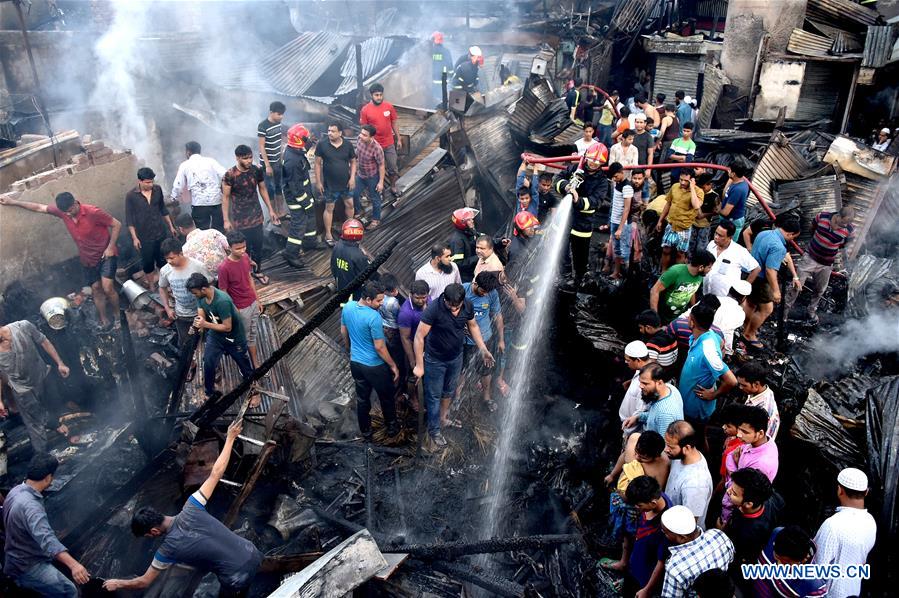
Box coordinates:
[785,207,855,324]
[257,101,286,218]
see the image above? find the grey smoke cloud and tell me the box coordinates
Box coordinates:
[804,311,899,378]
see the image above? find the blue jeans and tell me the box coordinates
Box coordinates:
[203,334,255,396]
[422,353,463,436]
[609,221,633,261]
[15,562,77,598]
[353,175,383,220]
[597,124,613,147]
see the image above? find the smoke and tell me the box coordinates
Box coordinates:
[804,311,899,378]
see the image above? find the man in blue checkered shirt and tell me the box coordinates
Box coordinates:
[660,505,734,598]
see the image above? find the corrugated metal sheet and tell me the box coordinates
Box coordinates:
[748,133,811,210]
[806,0,878,30]
[653,55,701,104]
[807,20,864,53]
[334,37,395,96]
[529,98,577,144]
[788,28,834,57]
[508,79,557,137]
[795,62,842,122]
[862,25,897,68]
[611,0,655,34]
[696,64,729,130]
[467,113,520,210]
[844,172,889,258]
[773,175,842,246]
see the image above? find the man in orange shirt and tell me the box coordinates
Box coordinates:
[359,83,401,197]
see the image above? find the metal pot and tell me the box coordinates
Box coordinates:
[122,280,151,309]
[40,297,70,330]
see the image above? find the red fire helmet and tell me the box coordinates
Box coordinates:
[584,142,609,170]
[431,31,444,44]
[287,124,310,149]
[341,218,365,241]
[451,207,479,230]
[513,211,539,232]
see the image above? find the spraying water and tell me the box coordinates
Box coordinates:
[482,189,575,540]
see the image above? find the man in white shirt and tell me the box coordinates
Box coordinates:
[872,127,891,152]
[574,122,597,155]
[609,129,639,180]
[664,420,713,529]
[813,468,877,598]
[170,141,227,232]
[415,244,461,301]
[619,341,652,436]
[704,220,760,297]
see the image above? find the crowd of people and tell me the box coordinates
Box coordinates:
[0,69,880,597]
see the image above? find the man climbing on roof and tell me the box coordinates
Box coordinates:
[104,420,263,594]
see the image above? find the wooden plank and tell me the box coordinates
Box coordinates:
[223,440,277,526]
[374,553,409,581]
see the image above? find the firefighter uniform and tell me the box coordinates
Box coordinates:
[554,165,609,285]
[431,43,454,104]
[452,57,479,94]
[449,227,479,283]
[330,239,371,296]
[281,145,317,262]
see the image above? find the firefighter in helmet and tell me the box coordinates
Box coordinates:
[330,219,373,300]
[553,142,609,287]
[449,207,480,283]
[281,124,320,268]
[508,211,539,267]
[452,46,483,94]
[430,31,454,105]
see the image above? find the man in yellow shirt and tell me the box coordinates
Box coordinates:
[655,169,703,272]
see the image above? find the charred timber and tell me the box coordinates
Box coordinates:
[431,560,526,597]
[385,534,579,559]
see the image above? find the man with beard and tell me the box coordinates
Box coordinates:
[618,341,653,437]
[448,208,480,283]
[359,83,401,197]
[664,420,713,528]
[623,363,684,436]
[416,244,461,301]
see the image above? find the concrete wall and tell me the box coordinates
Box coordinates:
[753,60,806,119]
[0,150,137,288]
[720,0,808,99]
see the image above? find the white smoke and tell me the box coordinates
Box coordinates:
[805,311,899,378]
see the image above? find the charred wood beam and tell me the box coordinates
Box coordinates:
[365,446,375,532]
[223,440,277,527]
[314,439,411,457]
[384,534,579,560]
[431,560,525,597]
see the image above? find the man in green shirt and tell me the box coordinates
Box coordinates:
[656,169,703,272]
[186,273,254,400]
[650,249,716,322]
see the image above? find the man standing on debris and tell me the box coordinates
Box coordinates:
[170,141,227,232]
[452,46,483,95]
[126,167,176,292]
[664,421,714,528]
[784,206,855,325]
[736,360,781,440]
[399,280,431,372]
[462,271,504,413]
[0,192,122,330]
[0,321,70,452]
[413,283,494,447]
[222,144,281,285]
[314,122,357,247]
[159,237,214,347]
[219,231,263,369]
[617,341,652,436]
[430,31,454,105]
[622,363,685,437]
[637,310,679,375]
[449,207,480,283]
[257,101,287,220]
[649,249,716,323]
[656,169,703,272]
[341,281,401,440]
[718,162,750,237]
[607,162,635,280]
[667,123,696,182]
[660,505,735,597]
[678,303,737,424]
[720,406,779,522]
[415,243,462,301]
[703,219,760,298]
[281,124,319,269]
[186,273,255,402]
[353,124,386,228]
[176,213,229,278]
[360,83,401,199]
[330,219,371,298]
[812,468,877,598]
[742,216,801,349]
[4,453,91,596]
[104,420,263,594]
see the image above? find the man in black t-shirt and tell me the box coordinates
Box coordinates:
[412,284,494,447]
[315,123,357,246]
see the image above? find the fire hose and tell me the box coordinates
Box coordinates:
[581,85,620,119]
[522,153,804,254]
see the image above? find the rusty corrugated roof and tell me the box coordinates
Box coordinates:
[862,25,897,68]
[806,0,878,30]
[334,37,397,96]
[748,133,811,210]
[774,174,842,246]
[788,28,834,57]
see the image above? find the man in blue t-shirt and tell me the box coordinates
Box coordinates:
[678,304,737,423]
[341,281,401,440]
[104,420,263,594]
[719,162,750,237]
[461,271,504,412]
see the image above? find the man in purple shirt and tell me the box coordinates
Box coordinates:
[398,280,430,373]
[721,405,778,522]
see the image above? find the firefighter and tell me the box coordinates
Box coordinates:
[452,46,483,94]
[330,219,372,298]
[430,31,454,105]
[281,124,318,268]
[508,211,539,267]
[449,207,480,283]
[554,142,609,287]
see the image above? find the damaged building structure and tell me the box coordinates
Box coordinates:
[1,0,899,596]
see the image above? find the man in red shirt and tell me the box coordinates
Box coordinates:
[218,231,262,369]
[1,192,122,330]
[359,83,401,197]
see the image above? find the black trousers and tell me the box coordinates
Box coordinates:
[240,225,265,271]
[350,361,397,433]
[570,234,591,283]
[192,205,225,232]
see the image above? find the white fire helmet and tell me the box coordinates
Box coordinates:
[469,46,483,57]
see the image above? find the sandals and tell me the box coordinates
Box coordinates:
[741,335,764,349]
[442,418,463,429]
[367,220,381,230]
[325,238,336,247]
[252,272,270,285]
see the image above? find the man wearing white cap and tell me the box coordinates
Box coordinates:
[873,127,891,152]
[660,505,734,598]
[619,340,652,436]
[813,468,877,598]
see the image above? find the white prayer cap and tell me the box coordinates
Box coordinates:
[625,340,649,359]
[837,467,868,492]
[731,279,752,297]
[880,127,890,135]
[661,505,697,535]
